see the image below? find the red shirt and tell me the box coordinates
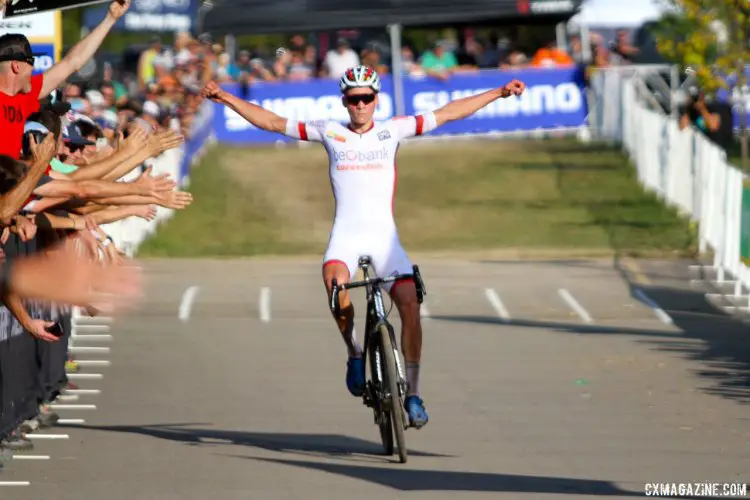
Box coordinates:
[0,74,43,159]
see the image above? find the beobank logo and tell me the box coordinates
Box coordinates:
[225,93,393,131]
[332,147,389,164]
[412,82,583,118]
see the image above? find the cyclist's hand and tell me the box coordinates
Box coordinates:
[502,79,526,97]
[201,81,224,102]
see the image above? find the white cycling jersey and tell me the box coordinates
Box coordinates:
[284,112,438,286]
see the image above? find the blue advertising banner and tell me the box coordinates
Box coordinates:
[83,0,198,33]
[716,65,749,130]
[213,68,589,145]
[30,43,56,75]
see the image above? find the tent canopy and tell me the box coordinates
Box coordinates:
[202,0,584,35]
[567,0,670,29]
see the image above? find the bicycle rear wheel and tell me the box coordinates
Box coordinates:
[378,323,408,463]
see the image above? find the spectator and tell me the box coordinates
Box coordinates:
[608,29,640,65]
[679,85,734,153]
[530,40,574,68]
[324,38,360,79]
[360,44,389,76]
[420,41,458,79]
[501,47,529,69]
[138,37,163,90]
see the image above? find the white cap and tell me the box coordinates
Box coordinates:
[143,101,160,118]
[86,90,105,108]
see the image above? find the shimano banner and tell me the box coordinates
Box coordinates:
[213,68,588,144]
[82,0,197,33]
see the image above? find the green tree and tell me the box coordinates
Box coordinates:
[654,0,749,168]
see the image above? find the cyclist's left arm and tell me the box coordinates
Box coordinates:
[432,80,525,127]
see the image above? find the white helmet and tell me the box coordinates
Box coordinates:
[339,65,381,93]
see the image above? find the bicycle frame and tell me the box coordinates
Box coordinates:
[329,256,427,405]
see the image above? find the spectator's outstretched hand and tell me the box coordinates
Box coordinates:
[7,238,143,313]
[155,190,193,210]
[122,126,149,154]
[201,81,224,102]
[148,129,184,157]
[134,205,157,221]
[12,216,37,242]
[108,0,131,19]
[29,133,56,165]
[134,166,177,196]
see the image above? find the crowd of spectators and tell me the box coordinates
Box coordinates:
[0,0,196,456]
[173,28,644,87]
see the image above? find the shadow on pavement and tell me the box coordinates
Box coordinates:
[63,423,452,462]
[433,256,750,405]
[233,456,644,496]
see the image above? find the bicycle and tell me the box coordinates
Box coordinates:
[330,255,426,464]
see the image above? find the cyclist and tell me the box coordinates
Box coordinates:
[201,66,525,429]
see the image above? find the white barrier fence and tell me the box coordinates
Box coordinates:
[590,68,750,305]
[99,101,215,258]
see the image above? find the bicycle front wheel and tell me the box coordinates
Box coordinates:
[378,323,408,464]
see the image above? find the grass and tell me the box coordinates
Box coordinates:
[137,138,697,259]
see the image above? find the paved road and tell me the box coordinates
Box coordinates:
[1,257,749,499]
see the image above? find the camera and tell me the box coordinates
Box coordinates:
[21,130,49,159]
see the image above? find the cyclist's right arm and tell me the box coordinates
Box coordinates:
[214,87,288,134]
[204,81,325,141]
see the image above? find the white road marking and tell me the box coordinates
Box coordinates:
[0,482,31,486]
[68,346,109,354]
[74,360,111,367]
[71,334,112,342]
[12,455,50,460]
[484,288,511,322]
[72,316,113,325]
[72,324,111,333]
[634,289,673,324]
[558,289,594,324]
[178,286,201,323]
[260,287,271,323]
[26,434,69,440]
[67,373,103,380]
[48,404,97,410]
[57,419,86,425]
[64,389,100,396]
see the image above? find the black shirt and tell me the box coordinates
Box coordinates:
[680,101,734,152]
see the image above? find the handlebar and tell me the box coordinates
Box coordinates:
[330,265,426,317]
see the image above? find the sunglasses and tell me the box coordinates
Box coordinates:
[344,94,376,106]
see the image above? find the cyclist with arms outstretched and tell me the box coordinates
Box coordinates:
[202,66,525,429]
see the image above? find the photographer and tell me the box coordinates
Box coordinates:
[679,85,734,153]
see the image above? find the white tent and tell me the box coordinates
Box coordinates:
[568,0,670,30]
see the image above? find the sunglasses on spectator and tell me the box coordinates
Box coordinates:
[0,54,35,66]
[344,94,376,106]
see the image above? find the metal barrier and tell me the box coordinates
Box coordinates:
[589,66,750,309]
